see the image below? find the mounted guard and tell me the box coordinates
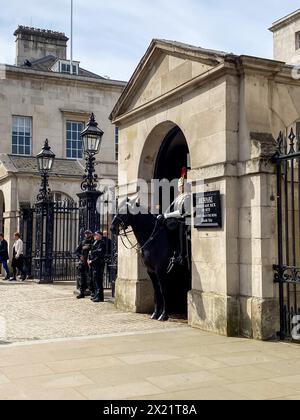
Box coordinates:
[158,167,192,271]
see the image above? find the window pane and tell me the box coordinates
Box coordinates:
[66,121,84,159]
[12,116,32,155]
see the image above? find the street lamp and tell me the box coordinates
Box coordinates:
[78,113,104,236]
[35,139,56,284]
[81,113,104,191]
[36,139,56,202]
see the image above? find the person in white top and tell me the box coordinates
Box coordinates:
[11,233,27,281]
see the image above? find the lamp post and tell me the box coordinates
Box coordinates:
[34,139,56,284]
[77,113,104,236]
[36,139,56,201]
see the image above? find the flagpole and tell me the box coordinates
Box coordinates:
[70,0,73,75]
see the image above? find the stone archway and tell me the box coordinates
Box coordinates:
[139,122,192,317]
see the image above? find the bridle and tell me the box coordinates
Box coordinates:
[113,214,161,252]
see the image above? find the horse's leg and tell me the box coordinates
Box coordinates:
[157,273,170,322]
[148,271,163,320]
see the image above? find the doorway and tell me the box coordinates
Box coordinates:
[154,126,192,317]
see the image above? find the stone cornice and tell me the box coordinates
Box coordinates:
[4,65,126,91]
[237,56,285,77]
[269,9,300,32]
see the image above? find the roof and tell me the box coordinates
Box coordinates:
[19,55,106,80]
[270,9,300,32]
[153,39,229,58]
[14,26,69,42]
[0,154,85,178]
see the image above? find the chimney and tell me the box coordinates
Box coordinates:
[14,26,69,66]
[269,9,300,64]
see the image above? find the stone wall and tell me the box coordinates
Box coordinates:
[0,68,122,169]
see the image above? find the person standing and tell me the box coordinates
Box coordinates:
[88,231,106,303]
[0,233,10,280]
[75,230,94,300]
[11,233,26,281]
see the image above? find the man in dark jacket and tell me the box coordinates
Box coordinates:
[0,233,10,280]
[75,230,94,299]
[88,231,106,303]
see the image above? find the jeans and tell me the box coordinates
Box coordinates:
[0,257,9,277]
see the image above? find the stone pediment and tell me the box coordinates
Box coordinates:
[111,39,229,121]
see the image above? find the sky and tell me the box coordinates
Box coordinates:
[0,0,300,81]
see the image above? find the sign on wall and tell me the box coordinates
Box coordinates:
[193,191,222,229]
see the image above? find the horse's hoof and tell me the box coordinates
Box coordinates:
[158,314,169,322]
[151,312,161,320]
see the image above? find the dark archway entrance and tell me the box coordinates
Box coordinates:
[154,126,192,318]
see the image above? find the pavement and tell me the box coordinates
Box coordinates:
[1,281,300,400]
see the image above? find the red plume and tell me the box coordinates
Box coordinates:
[181,167,187,179]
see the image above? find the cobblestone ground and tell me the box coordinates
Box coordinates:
[0,281,186,344]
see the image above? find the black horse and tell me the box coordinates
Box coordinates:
[111,200,177,322]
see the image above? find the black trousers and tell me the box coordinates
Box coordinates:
[12,255,26,278]
[77,262,93,293]
[92,263,105,301]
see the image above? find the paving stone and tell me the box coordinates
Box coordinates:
[0,282,185,343]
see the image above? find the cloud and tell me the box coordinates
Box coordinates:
[1,0,300,80]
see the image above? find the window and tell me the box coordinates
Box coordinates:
[61,63,78,75]
[115,127,119,161]
[66,121,84,159]
[51,191,74,204]
[296,32,300,50]
[12,116,32,155]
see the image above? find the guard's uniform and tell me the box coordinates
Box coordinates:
[76,237,94,296]
[88,239,106,302]
[163,168,191,268]
[164,192,191,221]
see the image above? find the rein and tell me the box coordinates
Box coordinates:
[115,215,161,252]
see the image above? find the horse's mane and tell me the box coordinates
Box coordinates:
[117,200,156,221]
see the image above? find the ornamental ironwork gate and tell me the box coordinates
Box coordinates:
[52,200,80,282]
[274,129,300,340]
[19,198,118,290]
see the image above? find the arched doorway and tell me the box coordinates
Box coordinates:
[154,126,192,318]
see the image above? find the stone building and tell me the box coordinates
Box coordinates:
[0,26,126,248]
[111,9,300,340]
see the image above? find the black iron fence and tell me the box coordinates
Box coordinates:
[274,129,300,340]
[19,198,117,291]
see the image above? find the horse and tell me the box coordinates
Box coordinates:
[110,200,176,322]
